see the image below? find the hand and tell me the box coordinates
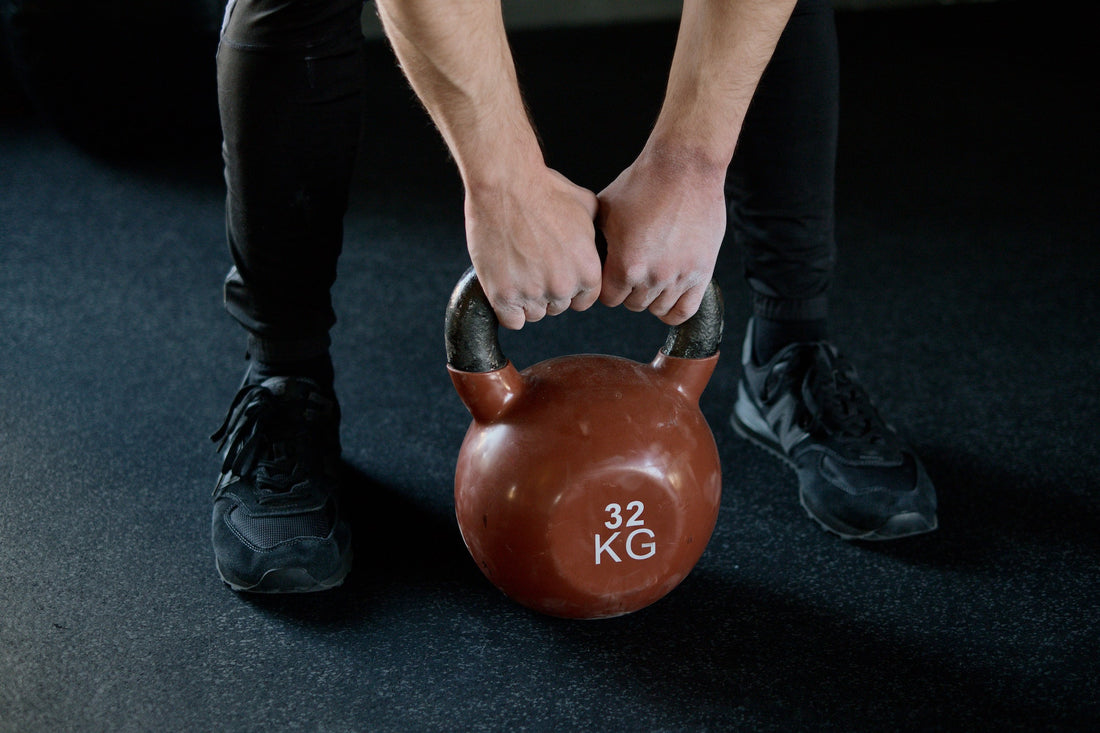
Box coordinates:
[597,152,727,325]
[465,166,602,330]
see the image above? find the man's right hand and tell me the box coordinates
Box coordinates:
[375,1,601,330]
[465,166,602,331]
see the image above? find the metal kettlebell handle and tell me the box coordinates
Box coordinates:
[445,266,724,373]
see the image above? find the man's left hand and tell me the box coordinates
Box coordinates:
[597,151,727,325]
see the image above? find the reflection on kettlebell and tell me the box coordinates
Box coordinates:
[445,268,724,619]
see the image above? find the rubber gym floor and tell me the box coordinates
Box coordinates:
[1,2,1097,731]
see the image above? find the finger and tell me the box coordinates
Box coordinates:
[495,304,528,331]
[569,285,600,313]
[599,268,632,307]
[646,287,683,320]
[545,298,571,317]
[522,301,549,325]
[656,284,707,326]
[621,284,659,313]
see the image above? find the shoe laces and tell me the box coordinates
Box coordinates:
[801,346,893,449]
[211,381,336,503]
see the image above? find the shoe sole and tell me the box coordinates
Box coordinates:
[216,551,353,594]
[731,382,937,542]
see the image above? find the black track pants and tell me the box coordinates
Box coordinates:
[727,0,839,323]
[217,0,838,359]
[218,0,367,363]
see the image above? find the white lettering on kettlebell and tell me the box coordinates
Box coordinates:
[626,527,656,560]
[594,532,621,564]
[596,502,655,565]
[604,503,622,530]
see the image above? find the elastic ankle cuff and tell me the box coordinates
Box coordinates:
[752,293,829,323]
[247,333,331,365]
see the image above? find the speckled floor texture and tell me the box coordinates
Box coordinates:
[1,2,1097,730]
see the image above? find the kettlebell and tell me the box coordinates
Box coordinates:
[445,267,724,619]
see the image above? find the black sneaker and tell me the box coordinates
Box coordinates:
[210,374,352,592]
[731,319,937,540]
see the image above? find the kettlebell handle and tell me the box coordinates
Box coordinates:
[445,266,724,373]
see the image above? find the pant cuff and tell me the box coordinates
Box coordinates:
[247,333,331,364]
[752,293,829,322]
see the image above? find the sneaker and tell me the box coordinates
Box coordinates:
[731,319,937,540]
[210,374,352,592]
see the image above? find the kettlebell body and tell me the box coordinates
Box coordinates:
[446,268,724,619]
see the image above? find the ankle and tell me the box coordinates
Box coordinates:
[752,316,828,364]
[246,352,335,393]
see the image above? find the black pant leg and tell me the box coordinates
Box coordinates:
[218,0,367,363]
[726,0,839,323]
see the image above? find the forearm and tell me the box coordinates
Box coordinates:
[375,0,543,188]
[647,0,798,175]
[596,0,797,322]
[376,0,601,329]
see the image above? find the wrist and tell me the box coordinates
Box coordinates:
[460,131,546,195]
[635,137,730,189]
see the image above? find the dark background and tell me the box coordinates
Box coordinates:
[1,1,1097,730]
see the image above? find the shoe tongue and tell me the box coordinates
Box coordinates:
[799,347,904,464]
[799,356,829,426]
[251,378,323,449]
[798,345,838,417]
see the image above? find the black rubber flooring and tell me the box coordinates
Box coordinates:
[1,2,1097,730]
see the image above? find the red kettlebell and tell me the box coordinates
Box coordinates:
[445,268,724,619]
